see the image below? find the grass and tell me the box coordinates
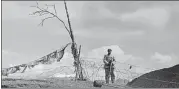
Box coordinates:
[2,77,128,88]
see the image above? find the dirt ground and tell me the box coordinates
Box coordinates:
[1,78,129,88]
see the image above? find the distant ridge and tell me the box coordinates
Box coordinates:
[127,64,179,88]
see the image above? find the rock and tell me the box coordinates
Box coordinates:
[93,80,105,87]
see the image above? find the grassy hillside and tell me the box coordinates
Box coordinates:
[127,64,179,88]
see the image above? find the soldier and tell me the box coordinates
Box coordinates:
[103,49,116,84]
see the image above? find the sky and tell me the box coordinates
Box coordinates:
[2,1,179,71]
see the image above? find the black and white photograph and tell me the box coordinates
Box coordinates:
[1,0,179,88]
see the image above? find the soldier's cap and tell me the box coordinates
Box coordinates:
[107,49,112,52]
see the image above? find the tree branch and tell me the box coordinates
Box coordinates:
[39,16,55,26]
[30,2,71,36]
[44,4,57,15]
[53,5,57,15]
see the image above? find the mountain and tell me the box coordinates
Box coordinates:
[127,64,179,88]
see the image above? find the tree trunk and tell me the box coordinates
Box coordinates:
[71,43,84,80]
[77,45,84,80]
[64,0,84,81]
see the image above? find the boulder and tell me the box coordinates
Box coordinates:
[93,80,105,87]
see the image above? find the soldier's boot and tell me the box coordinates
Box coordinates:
[111,77,115,83]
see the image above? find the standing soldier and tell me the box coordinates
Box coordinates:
[103,49,115,84]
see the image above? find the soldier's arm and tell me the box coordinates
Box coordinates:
[113,57,116,62]
[112,56,116,64]
[103,55,108,64]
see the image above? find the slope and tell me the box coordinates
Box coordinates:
[127,64,179,88]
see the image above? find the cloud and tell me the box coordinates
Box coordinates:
[119,7,171,29]
[151,52,172,63]
[2,1,35,20]
[87,45,125,58]
[79,1,174,31]
[73,28,145,40]
[123,52,178,74]
[104,1,143,14]
[150,52,178,68]
[124,30,145,36]
[80,2,123,29]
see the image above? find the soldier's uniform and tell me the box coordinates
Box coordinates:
[103,53,115,84]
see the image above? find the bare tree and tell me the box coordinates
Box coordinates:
[30,0,84,80]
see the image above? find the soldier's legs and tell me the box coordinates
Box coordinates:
[111,68,115,83]
[105,68,110,84]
